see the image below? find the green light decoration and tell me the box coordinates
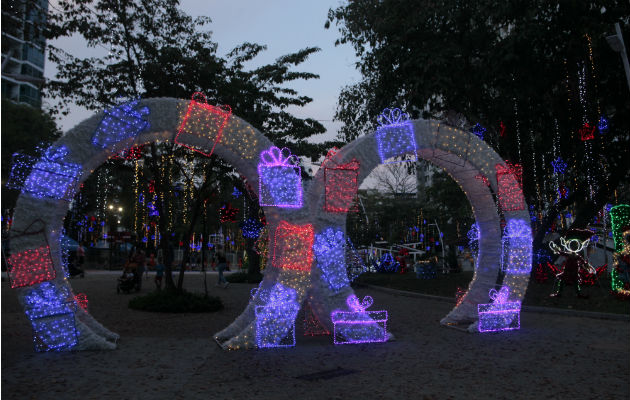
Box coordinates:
[609,204,630,253]
[609,204,630,298]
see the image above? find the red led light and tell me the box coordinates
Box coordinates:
[579,122,595,141]
[323,148,360,213]
[74,293,88,310]
[272,221,314,271]
[7,246,56,288]
[496,163,525,211]
[175,92,232,157]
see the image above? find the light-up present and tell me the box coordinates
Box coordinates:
[477,286,521,333]
[495,163,525,211]
[22,282,78,351]
[322,148,360,213]
[7,146,82,201]
[331,295,388,345]
[258,146,302,207]
[313,227,350,292]
[7,245,56,288]
[74,293,88,310]
[375,108,417,163]
[255,283,300,348]
[92,99,150,151]
[502,219,532,275]
[175,92,232,157]
[272,221,314,271]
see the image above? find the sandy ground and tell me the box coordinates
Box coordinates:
[2,270,629,400]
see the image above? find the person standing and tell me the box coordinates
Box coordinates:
[154,256,165,290]
[216,249,229,288]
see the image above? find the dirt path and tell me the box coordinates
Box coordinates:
[2,271,629,399]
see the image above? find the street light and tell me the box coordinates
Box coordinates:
[108,204,114,210]
[118,206,123,212]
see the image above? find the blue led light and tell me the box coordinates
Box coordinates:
[551,157,567,175]
[472,123,486,140]
[92,99,150,151]
[313,228,351,292]
[255,283,299,348]
[375,108,417,163]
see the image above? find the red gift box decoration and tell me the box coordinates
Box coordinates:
[496,163,525,211]
[323,148,360,213]
[8,245,56,289]
[175,92,232,157]
[272,221,314,271]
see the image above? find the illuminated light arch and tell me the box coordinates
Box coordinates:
[8,98,530,351]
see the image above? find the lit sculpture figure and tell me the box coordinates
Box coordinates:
[548,229,597,298]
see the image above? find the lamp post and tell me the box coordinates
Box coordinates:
[607,22,630,93]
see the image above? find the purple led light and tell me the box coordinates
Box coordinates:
[375,108,417,164]
[477,286,521,333]
[258,146,303,208]
[331,295,388,345]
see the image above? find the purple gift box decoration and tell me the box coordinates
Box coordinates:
[477,286,521,333]
[255,283,300,348]
[331,295,388,345]
[258,146,302,208]
[313,227,351,292]
[375,108,417,163]
[92,99,150,151]
[7,145,82,201]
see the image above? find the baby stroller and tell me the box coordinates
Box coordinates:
[117,271,136,294]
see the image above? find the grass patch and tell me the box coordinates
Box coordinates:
[355,271,630,315]
[226,272,263,284]
[128,289,223,313]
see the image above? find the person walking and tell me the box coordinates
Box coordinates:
[216,249,229,288]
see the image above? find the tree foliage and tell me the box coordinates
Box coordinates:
[327,0,630,252]
[45,0,334,289]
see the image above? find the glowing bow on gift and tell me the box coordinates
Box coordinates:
[41,145,70,162]
[260,146,299,167]
[322,147,360,170]
[504,219,531,238]
[377,108,409,127]
[347,294,374,312]
[488,286,510,304]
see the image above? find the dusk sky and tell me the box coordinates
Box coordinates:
[45,0,361,143]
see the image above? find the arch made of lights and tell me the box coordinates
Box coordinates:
[8,98,530,351]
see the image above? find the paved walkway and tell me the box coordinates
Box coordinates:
[2,271,629,399]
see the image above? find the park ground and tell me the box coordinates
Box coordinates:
[2,270,629,400]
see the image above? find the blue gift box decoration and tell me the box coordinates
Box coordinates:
[255,283,300,348]
[331,295,388,345]
[23,282,78,352]
[92,99,150,151]
[313,227,351,292]
[7,145,82,201]
[477,286,521,333]
[258,146,302,208]
[375,108,417,163]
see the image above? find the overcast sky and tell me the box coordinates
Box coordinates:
[45,0,360,144]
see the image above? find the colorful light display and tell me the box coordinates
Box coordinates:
[477,286,521,333]
[597,115,609,134]
[219,203,239,223]
[472,123,486,140]
[7,245,56,289]
[303,302,330,336]
[7,146,82,201]
[255,283,300,348]
[502,219,532,275]
[495,163,526,211]
[240,218,264,239]
[22,282,78,352]
[92,99,150,151]
[323,148,360,213]
[175,92,232,157]
[74,293,88,310]
[258,146,302,208]
[579,122,596,141]
[313,227,350,292]
[609,205,630,253]
[375,108,417,163]
[551,157,567,175]
[331,295,388,345]
[272,221,314,271]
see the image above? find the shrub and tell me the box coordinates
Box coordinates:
[128,289,223,313]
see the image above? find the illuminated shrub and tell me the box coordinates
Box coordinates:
[258,146,302,208]
[175,92,232,157]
